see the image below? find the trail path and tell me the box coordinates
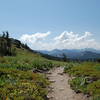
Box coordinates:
[47,67,88,100]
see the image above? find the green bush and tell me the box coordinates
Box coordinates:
[64,63,74,73]
[69,77,87,94]
[32,60,53,71]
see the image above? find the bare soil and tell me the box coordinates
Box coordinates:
[47,67,88,100]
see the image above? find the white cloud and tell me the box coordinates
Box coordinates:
[20,31,51,50]
[20,31,100,50]
[53,31,100,50]
[20,31,51,43]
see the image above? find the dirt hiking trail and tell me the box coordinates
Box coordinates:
[47,67,88,100]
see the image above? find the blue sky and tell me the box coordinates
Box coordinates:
[0,0,100,50]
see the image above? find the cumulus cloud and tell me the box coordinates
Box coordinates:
[20,31,100,50]
[20,31,51,43]
[54,31,92,42]
[20,31,51,50]
[54,31,99,50]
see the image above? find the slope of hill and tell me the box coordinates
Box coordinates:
[0,34,55,100]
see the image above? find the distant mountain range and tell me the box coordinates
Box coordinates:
[39,48,100,60]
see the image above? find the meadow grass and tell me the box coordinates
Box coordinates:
[0,68,49,100]
[0,48,55,100]
[64,62,100,100]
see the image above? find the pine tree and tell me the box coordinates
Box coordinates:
[6,31,9,39]
[62,53,68,62]
[6,31,11,55]
[2,32,5,38]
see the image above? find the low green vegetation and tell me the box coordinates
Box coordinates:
[64,62,100,100]
[0,48,52,100]
[0,48,54,71]
[0,68,49,100]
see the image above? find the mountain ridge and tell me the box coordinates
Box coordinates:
[39,48,100,60]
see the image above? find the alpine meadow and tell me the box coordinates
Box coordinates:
[0,0,100,100]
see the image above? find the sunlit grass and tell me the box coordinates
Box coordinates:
[0,48,52,100]
[64,62,100,100]
[0,68,49,100]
